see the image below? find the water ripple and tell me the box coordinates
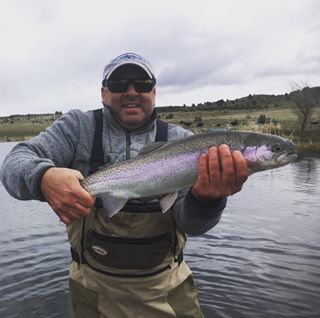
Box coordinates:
[1,146,320,318]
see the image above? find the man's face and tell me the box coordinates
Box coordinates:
[101,64,156,130]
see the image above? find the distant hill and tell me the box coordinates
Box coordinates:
[156,86,320,113]
[1,87,319,119]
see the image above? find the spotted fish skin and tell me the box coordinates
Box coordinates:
[81,131,298,217]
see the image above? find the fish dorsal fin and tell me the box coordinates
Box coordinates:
[138,142,168,156]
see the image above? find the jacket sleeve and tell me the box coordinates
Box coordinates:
[0,110,86,201]
[172,188,227,236]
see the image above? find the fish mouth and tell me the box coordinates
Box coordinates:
[276,152,298,166]
[276,140,298,165]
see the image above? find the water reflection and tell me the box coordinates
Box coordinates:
[0,143,320,318]
[293,157,320,198]
[186,158,320,318]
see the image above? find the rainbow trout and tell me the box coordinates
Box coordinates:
[81,131,297,217]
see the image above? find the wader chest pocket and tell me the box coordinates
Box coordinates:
[86,230,172,270]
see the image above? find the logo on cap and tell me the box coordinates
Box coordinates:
[114,53,146,62]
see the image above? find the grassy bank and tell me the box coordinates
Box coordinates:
[0,113,61,142]
[157,106,320,156]
[1,106,320,156]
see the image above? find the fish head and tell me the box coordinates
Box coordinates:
[242,133,298,173]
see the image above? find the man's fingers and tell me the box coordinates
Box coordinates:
[41,167,96,224]
[56,202,92,225]
[59,214,74,225]
[208,147,220,184]
[192,144,249,202]
[219,144,236,190]
[72,186,96,208]
[74,170,85,181]
[197,153,210,185]
[70,200,92,216]
[232,150,249,187]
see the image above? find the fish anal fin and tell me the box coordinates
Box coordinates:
[98,194,127,217]
[159,192,178,213]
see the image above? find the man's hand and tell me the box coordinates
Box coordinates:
[191,144,248,203]
[41,167,96,225]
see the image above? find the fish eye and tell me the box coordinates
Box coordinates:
[272,144,282,152]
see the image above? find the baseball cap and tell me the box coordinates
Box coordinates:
[103,53,156,82]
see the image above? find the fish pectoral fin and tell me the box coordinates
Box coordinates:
[159,192,178,213]
[98,194,127,218]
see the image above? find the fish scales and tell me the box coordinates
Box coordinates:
[81,131,298,217]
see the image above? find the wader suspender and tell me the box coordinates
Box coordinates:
[89,108,169,175]
[90,109,169,211]
[71,108,183,276]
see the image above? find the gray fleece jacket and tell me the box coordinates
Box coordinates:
[0,106,226,235]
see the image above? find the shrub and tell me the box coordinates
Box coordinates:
[166,113,174,119]
[257,114,267,124]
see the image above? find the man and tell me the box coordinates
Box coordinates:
[0,53,248,317]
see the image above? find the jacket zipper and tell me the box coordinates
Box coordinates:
[125,131,131,160]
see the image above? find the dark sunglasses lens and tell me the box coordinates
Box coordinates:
[107,80,129,93]
[134,80,154,93]
[106,79,154,93]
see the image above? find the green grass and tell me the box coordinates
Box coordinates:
[159,106,313,132]
[0,122,48,141]
[0,114,59,141]
[159,105,320,155]
[1,106,320,156]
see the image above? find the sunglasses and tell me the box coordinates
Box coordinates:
[103,78,155,93]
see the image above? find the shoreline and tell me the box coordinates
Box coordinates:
[1,135,319,158]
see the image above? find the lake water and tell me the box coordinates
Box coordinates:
[0,142,319,318]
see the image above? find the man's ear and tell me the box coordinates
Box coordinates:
[101,87,107,99]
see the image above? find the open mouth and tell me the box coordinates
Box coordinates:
[123,104,141,108]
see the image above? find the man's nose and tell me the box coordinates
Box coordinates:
[125,83,138,95]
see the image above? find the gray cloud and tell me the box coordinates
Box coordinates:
[0,0,319,116]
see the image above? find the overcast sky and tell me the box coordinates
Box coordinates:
[0,0,319,116]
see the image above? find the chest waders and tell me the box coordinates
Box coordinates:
[69,109,186,277]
